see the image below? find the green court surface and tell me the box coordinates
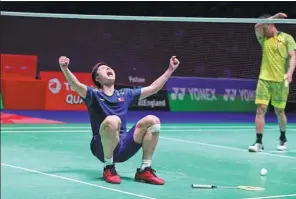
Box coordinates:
[1,123,296,199]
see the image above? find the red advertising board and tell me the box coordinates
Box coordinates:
[40,71,94,110]
[1,54,37,79]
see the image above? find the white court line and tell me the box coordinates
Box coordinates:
[267,150,296,153]
[160,136,296,160]
[0,130,205,133]
[0,128,289,134]
[241,193,296,199]
[0,125,289,129]
[1,129,296,160]
[1,163,156,199]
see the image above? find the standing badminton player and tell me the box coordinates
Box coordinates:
[248,13,296,152]
[59,56,180,184]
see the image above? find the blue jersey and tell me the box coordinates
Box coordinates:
[82,86,142,136]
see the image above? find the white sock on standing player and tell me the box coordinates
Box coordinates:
[141,159,151,170]
[104,157,113,166]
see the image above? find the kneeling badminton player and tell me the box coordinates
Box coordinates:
[58,56,180,185]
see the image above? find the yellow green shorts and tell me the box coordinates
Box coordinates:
[255,79,289,109]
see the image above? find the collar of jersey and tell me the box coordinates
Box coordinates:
[100,89,120,97]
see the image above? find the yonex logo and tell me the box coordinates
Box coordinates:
[170,87,186,100]
[48,78,62,94]
[223,89,237,101]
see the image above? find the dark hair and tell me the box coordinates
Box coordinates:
[91,62,106,88]
[259,14,275,26]
[260,13,272,19]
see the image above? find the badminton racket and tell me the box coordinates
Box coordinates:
[191,184,265,191]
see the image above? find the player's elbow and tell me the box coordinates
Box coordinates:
[149,86,160,96]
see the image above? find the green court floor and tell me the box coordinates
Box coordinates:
[1,123,296,199]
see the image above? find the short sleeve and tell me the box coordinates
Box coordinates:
[286,35,296,53]
[122,88,142,105]
[257,36,266,46]
[81,86,96,107]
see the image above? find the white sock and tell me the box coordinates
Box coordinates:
[104,157,113,167]
[141,159,151,170]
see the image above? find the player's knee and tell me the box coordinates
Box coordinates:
[145,115,160,125]
[101,115,121,134]
[145,115,161,134]
[275,108,285,117]
[136,115,161,134]
[256,105,267,116]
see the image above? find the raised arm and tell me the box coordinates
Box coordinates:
[139,56,180,100]
[59,56,87,98]
[254,13,287,45]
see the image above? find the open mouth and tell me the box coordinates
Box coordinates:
[107,71,113,77]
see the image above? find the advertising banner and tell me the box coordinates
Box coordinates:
[1,54,37,79]
[40,71,169,111]
[40,71,93,110]
[166,77,257,112]
[116,85,170,111]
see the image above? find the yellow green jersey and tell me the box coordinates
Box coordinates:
[258,32,296,82]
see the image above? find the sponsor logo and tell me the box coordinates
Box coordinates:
[4,65,13,70]
[48,78,62,94]
[65,94,83,104]
[170,87,217,101]
[138,99,166,108]
[128,76,145,83]
[20,66,28,70]
[223,89,255,102]
[187,88,217,101]
[239,89,256,101]
[171,87,186,100]
[223,89,237,101]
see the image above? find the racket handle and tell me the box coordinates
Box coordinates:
[192,184,217,189]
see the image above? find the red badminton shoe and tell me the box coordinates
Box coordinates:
[103,164,121,184]
[135,167,165,185]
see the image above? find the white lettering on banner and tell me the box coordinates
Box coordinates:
[20,66,28,70]
[128,76,145,83]
[66,94,83,104]
[239,89,256,101]
[138,99,166,107]
[188,88,217,101]
[64,82,76,91]
[223,89,237,101]
[170,87,217,101]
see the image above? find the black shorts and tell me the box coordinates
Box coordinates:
[90,124,142,163]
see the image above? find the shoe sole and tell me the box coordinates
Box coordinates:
[104,177,121,184]
[276,148,287,151]
[248,148,263,152]
[134,179,165,185]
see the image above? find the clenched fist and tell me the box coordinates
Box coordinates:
[275,12,287,18]
[169,56,180,71]
[59,56,70,68]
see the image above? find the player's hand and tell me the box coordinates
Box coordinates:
[169,56,180,71]
[275,13,287,18]
[59,56,70,69]
[285,73,293,83]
